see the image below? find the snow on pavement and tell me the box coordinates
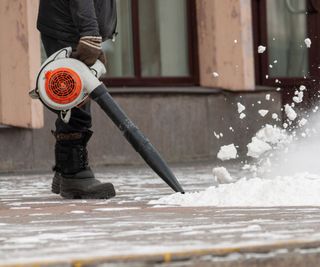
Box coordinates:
[2,165,320,265]
[150,173,320,207]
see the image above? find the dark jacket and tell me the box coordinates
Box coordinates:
[37,0,117,42]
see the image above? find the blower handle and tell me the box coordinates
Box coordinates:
[90,60,107,79]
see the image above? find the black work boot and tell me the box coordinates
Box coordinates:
[52,131,116,199]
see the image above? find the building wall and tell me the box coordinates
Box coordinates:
[196,0,255,90]
[0,0,43,128]
[0,90,281,172]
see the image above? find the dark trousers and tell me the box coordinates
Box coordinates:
[41,34,92,133]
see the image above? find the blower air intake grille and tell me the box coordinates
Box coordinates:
[45,68,82,104]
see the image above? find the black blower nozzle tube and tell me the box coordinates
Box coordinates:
[90,84,184,193]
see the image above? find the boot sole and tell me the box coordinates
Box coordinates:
[60,184,116,200]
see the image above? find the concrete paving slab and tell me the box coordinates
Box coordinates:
[0,163,320,267]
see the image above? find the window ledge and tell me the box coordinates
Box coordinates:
[108,86,222,94]
[221,86,281,95]
[107,86,281,95]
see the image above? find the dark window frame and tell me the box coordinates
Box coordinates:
[252,0,320,106]
[102,0,199,87]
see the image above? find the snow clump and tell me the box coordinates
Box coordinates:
[212,72,219,78]
[299,85,306,91]
[258,110,269,117]
[272,113,279,120]
[217,144,238,161]
[304,38,311,48]
[293,92,304,103]
[299,118,308,127]
[212,167,235,184]
[256,124,288,145]
[247,137,272,158]
[214,131,220,139]
[247,124,288,158]
[265,94,270,101]
[239,113,246,119]
[284,104,297,121]
[258,45,266,54]
[237,103,246,113]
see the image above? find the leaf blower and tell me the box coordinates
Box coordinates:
[29,47,184,193]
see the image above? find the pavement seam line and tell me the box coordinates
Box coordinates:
[2,239,320,267]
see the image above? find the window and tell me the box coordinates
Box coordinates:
[102,0,198,87]
[266,0,309,78]
[252,0,320,105]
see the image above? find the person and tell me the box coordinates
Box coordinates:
[37,0,117,199]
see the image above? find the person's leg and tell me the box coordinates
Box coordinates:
[41,34,115,199]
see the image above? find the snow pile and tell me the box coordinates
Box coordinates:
[217,144,238,161]
[150,173,320,207]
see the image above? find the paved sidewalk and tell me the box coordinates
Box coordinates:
[1,163,320,267]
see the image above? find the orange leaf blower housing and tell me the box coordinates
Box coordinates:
[45,68,83,105]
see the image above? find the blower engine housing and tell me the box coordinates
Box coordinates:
[30,47,106,121]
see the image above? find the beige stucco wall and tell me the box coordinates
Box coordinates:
[196,0,255,91]
[0,0,43,128]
